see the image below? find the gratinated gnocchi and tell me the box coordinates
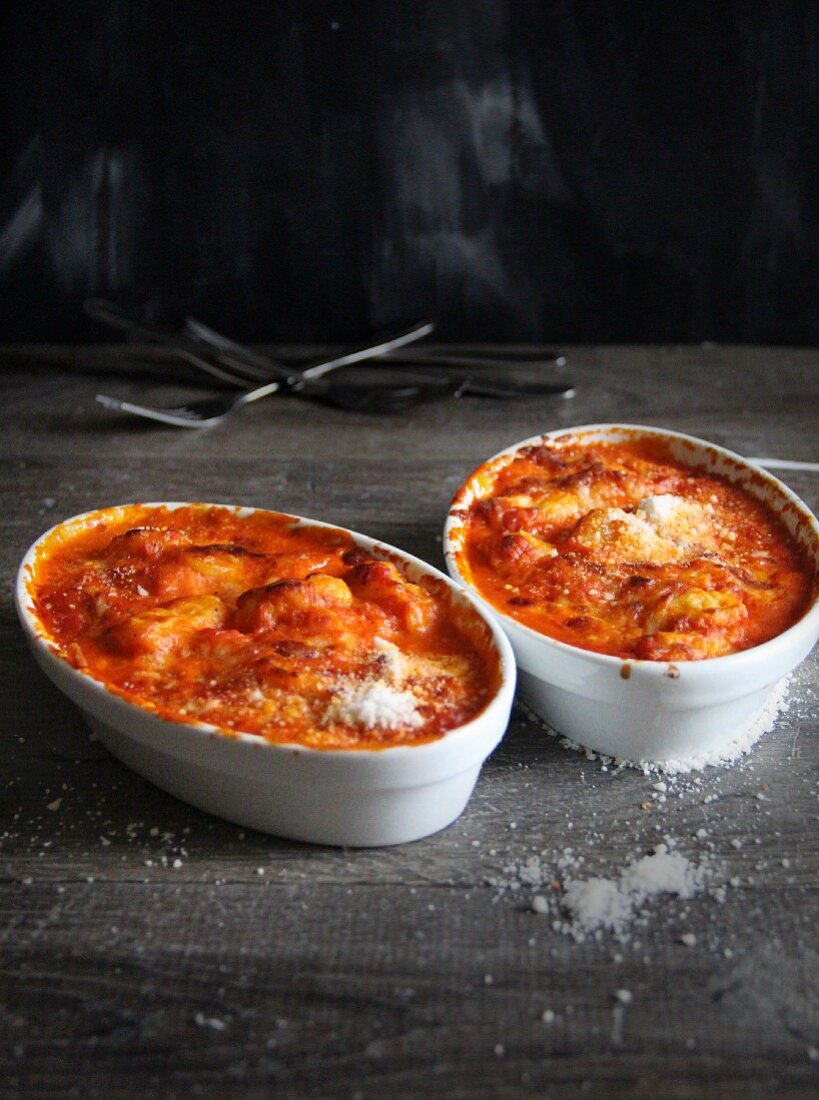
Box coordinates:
[27,505,499,749]
[451,436,814,661]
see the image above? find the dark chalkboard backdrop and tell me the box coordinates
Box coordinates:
[1,2,818,344]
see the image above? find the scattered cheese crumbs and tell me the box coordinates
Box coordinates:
[46,798,62,812]
[325,681,423,730]
[136,584,149,597]
[194,1013,227,1032]
[614,989,633,1005]
[531,894,549,914]
[561,845,705,941]
[680,932,697,947]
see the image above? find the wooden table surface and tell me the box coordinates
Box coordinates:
[1,345,817,1099]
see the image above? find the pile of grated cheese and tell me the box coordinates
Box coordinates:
[559,844,705,941]
[324,680,424,730]
[322,637,424,730]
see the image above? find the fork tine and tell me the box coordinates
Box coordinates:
[95,393,218,428]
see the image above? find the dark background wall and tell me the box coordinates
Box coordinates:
[1,1,818,344]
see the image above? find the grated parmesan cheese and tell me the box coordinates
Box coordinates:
[634,494,714,550]
[635,494,685,525]
[325,681,423,730]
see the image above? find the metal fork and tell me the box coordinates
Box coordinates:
[180,316,576,402]
[95,321,436,427]
[84,299,261,387]
[184,315,568,381]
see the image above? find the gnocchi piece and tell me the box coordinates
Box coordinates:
[490,531,558,577]
[105,595,228,660]
[233,574,354,634]
[567,507,685,566]
[344,560,438,632]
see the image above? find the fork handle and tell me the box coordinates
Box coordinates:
[300,322,434,379]
[185,316,435,383]
[84,299,251,388]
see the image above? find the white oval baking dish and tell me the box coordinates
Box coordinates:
[17,503,516,845]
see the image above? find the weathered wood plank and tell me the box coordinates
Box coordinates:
[1,347,817,1097]
[1,880,817,1098]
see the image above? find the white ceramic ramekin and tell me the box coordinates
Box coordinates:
[445,425,819,766]
[17,504,516,846]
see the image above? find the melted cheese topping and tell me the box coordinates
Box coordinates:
[456,438,814,661]
[29,505,498,749]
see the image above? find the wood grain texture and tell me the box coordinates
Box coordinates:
[1,346,818,1098]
